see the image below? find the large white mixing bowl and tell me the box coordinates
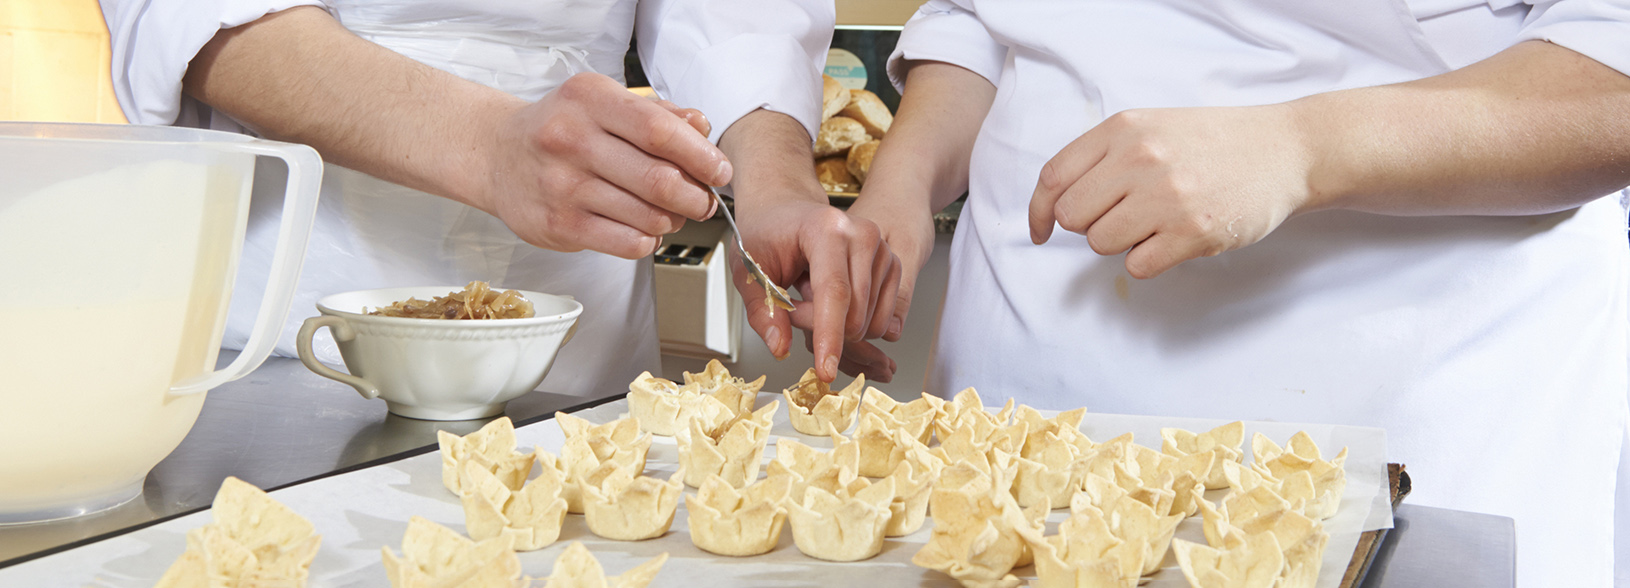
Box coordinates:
[0,122,321,524]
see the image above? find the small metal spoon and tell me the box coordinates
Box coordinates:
[707,186,797,312]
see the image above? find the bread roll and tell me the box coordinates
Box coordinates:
[814,116,868,158]
[822,75,852,122]
[845,140,880,185]
[838,90,892,137]
[817,156,858,193]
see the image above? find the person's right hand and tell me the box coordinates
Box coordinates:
[476,72,731,259]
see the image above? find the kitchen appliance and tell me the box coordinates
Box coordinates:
[654,219,742,362]
[0,122,321,524]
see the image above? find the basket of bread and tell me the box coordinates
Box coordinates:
[816,75,893,197]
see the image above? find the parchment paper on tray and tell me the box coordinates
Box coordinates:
[0,397,1389,588]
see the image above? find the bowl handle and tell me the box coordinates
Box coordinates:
[170,139,323,394]
[296,316,380,400]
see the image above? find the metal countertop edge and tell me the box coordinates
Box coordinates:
[0,392,629,570]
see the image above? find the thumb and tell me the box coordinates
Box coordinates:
[883,238,932,341]
[885,276,916,342]
[736,256,793,359]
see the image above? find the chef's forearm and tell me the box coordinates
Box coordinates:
[859,61,996,214]
[716,109,827,206]
[182,6,520,212]
[1295,40,1630,216]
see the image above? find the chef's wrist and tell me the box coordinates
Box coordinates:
[731,163,828,211]
[851,173,933,219]
[718,108,829,208]
[1285,94,1358,214]
[449,94,530,216]
[853,144,945,217]
[850,199,933,258]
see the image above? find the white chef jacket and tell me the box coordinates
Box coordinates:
[100,0,832,397]
[892,0,1630,586]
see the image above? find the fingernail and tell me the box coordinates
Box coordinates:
[706,195,719,220]
[886,317,903,339]
[714,159,733,186]
[766,326,781,352]
[653,235,663,254]
[822,355,838,379]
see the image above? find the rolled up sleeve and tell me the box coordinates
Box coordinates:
[635,0,833,144]
[100,0,324,125]
[1518,0,1630,76]
[887,0,1007,94]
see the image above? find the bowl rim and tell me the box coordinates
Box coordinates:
[314,286,583,327]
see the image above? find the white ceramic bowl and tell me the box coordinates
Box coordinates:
[297,287,582,421]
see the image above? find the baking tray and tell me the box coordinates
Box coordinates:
[0,398,1398,587]
[1341,463,1410,588]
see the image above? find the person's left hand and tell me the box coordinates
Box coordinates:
[735,194,901,383]
[1029,104,1319,278]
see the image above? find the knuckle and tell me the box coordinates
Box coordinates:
[543,169,586,200]
[613,236,651,260]
[817,208,856,235]
[1157,171,1193,197]
[558,73,598,100]
[1037,161,1064,192]
[545,226,585,253]
[534,119,578,153]
[1172,209,1212,237]
[847,318,868,339]
[1054,206,1083,234]
[555,211,589,240]
[1129,140,1168,165]
[1123,248,1168,279]
[897,284,916,306]
[868,315,890,336]
[1115,109,1147,124]
[1102,111,1133,133]
[1126,258,1157,280]
[854,217,882,242]
[821,280,855,306]
[1055,212,1076,233]
[641,164,685,203]
[652,212,682,236]
[1085,233,1115,256]
[644,115,680,151]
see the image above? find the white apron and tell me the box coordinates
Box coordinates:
[225,0,660,398]
[907,1,1629,585]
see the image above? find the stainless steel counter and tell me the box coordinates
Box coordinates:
[0,352,1516,587]
[0,351,608,566]
[1360,504,1516,587]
